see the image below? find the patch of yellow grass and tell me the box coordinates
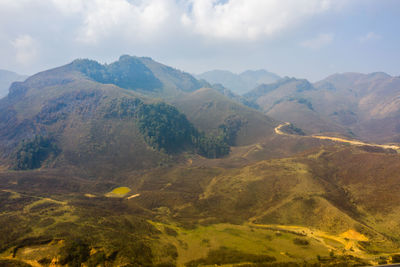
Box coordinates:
[2,189,21,199]
[340,229,368,241]
[90,248,98,256]
[111,187,131,195]
[105,186,131,197]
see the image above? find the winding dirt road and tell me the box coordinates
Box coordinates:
[275,122,400,151]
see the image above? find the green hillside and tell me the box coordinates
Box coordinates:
[0,60,235,176]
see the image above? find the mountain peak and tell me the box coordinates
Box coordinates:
[68,55,205,96]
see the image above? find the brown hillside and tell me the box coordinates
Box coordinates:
[173,87,277,146]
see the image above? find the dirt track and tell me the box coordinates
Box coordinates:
[275,122,400,151]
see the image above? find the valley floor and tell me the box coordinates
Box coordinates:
[1,124,400,266]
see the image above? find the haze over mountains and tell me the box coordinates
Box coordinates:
[2,55,400,266]
[245,72,400,143]
[197,69,281,95]
[0,69,27,99]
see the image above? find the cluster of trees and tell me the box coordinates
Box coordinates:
[71,56,162,91]
[136,102,230,158]
[282,123,305,136]
[194,114,244,158]
[294,97,314,111]
[104,97,142,119]
[13,136,59,170]
[137,102,195,153]
[59,239,90,266]
[192,133,230,158]
[105,98,232,158]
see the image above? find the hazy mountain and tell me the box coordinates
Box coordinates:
[70,55,208,98]
[197,69,280,95]
[0,69,27,98]
[210,83,260,110]
[245,77,348,135]
[314,72,400,142]
[246,72,400,142]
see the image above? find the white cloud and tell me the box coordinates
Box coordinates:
[0,0,355,77]
[46,0,343,43]
[181,0,338,40]
[52,0,175,44]
[359,32,381,43]
[300,33,334,49]
[51,0,85,14]
[12,34,39,66]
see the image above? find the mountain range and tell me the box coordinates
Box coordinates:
[1,55,400,266]
[245,72,400,143]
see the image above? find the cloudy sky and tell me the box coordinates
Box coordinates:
[0,0,399,81]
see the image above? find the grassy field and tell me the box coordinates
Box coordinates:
[1,145,400,266]
[149,221,332,266]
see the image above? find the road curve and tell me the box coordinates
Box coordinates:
[274,122,400,151]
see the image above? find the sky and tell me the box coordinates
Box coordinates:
[0,0,399,82]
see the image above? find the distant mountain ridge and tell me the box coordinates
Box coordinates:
[197,69,281,95]
[0,69,27,98]
[245,72,400,143]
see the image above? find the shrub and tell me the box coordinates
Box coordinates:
[164,227,178,237]
[293,238,309,246]
[392,254,400,263]
[59,238,90,267]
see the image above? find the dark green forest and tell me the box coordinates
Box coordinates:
[106,97,231,158]
[13,136,59,170]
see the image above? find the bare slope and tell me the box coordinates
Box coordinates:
[245,77,348,135]
[315,72,400,142]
